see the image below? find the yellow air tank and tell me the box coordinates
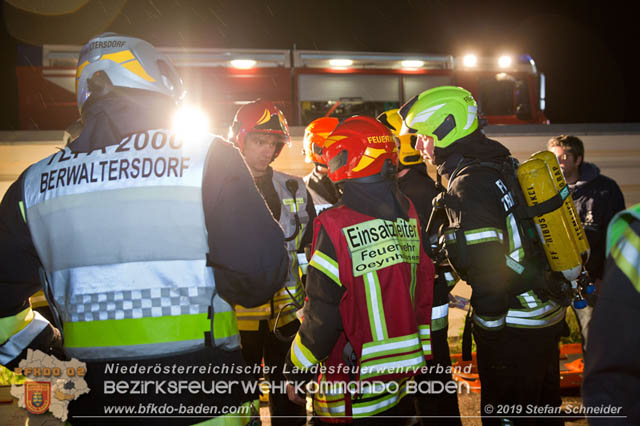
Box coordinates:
[516,158,583,281]
[531,150,591,263]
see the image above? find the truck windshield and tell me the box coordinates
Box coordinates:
[300,100,399,125]
[477,74,530,117]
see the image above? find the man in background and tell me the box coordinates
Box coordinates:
[548,135,625,346]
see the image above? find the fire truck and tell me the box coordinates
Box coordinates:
[16,45,548,131]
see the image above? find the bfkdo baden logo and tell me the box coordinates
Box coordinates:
[11,349,90,422]
[25,381,51,414]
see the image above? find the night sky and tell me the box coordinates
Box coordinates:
[1,0,639,129]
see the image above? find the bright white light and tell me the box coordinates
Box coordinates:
[172,105,209,142]
[463,54,477,67]
[401,60,424,68]
[498,55,512,68]
[329,58,353,67]
[231,59,256,69]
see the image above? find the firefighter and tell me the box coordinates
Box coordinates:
[378,108,462,425]
[284,116,435,424]
[0,33,289,425]
[302,117,342,215]
[229,99,315,425]
[399,86,566,426]
[583,204,640,425]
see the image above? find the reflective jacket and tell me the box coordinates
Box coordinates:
[288,202,434,420]
[19,131,238,361]
[236,170,309,330]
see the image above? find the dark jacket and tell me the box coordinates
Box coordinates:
[436,130,564,333]
[570,162,625,281]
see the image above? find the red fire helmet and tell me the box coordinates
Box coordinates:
[228,99,290,159]
[303,117,339,165]
[322,115,398,183]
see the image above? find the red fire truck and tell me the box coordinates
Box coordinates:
[16,45,548,131]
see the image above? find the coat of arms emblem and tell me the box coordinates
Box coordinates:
[25,381,51,415]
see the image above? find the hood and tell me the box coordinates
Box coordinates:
[69,91,175,154]
[434,129,511,179]
[574,162,601,187]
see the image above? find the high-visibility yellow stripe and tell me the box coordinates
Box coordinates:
[290,333,319,369]
[63,312,237,348]
[0,307,35,343]
[309,250,341,286]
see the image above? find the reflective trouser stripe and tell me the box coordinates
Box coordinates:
[611,227,640,289]
[0,311,49,365]
[63,311,237,354]
[363,271,389,341]
[506,307,565,328]
[507,301,560,318]
[473,313,506,330]
[192,399,259,426]
[430,303,449,331]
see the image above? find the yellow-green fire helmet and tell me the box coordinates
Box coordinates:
[398,86,478,149]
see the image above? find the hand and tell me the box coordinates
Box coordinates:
[286,383,306,407]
